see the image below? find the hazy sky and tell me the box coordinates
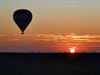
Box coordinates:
[0,0,100,35]
[0,0,100,52]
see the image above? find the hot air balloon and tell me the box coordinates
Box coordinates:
[13,9,32,34]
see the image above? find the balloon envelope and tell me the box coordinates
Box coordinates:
[13,9,32,34]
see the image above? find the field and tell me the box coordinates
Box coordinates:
[0,53,100,75]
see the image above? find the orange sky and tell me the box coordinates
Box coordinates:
[0,34,100,52]
[0,0,100,35]
[0,0,100,52]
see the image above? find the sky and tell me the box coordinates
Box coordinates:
[0,0,100,52]
[0,0,100,35]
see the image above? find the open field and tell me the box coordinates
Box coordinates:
[0,53,100,75]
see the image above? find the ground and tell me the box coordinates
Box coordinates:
[0,53,100,75]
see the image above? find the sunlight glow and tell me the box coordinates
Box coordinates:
[69,47,76,53]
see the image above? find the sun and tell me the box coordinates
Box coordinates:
[69,47,76,53]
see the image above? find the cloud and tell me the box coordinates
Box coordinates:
[8,38,19,42]
[0,34,100,52]
[0,34,7,37]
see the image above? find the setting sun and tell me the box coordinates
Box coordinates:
[69,47,76,53]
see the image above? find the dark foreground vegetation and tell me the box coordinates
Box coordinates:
[0,53,100,75]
